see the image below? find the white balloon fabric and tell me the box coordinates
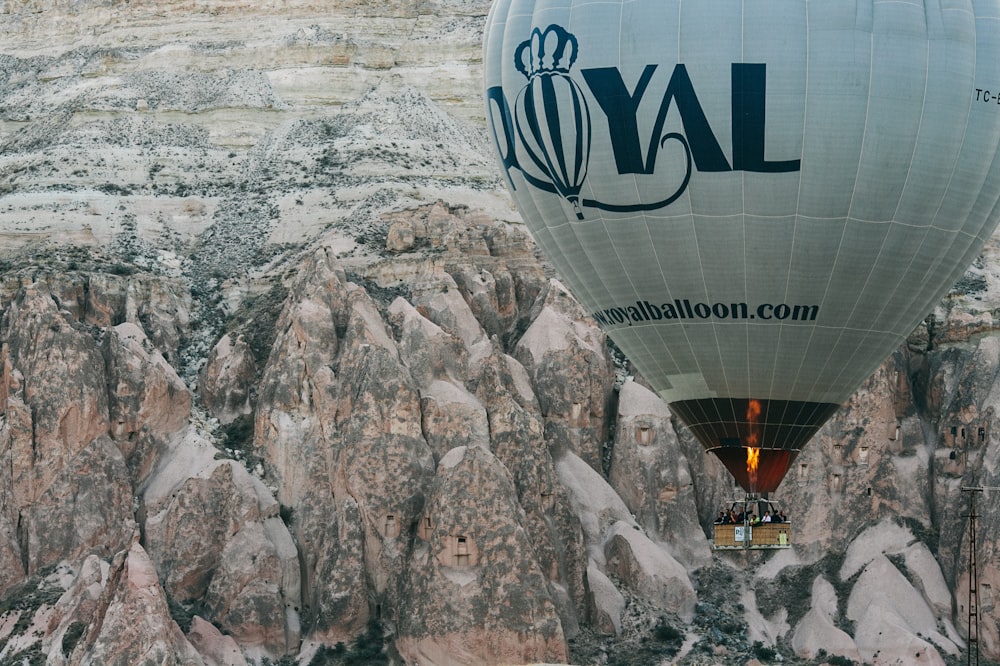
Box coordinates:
[484,0,1000,492]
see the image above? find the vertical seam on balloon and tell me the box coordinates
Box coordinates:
[778,2,846,404]
[639,216,691,407]
[924,3,977,229]
[771,0,811,427]
[796,10,876,404]
[663,0,725,419]
[845,2,977,380]
[682,0,735,423]
[822,8,939,399]
[741,0,752,410]
[610,0,674,395]
[781,0,821,409]
[603,217,673,402]
[820,3,931,394]
[854,2,987,388]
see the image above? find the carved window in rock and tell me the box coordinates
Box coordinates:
[832,443,843,461]
[797,463,809,483]
[540,487,555,510]
[455,536,470,567]
[383,514,400,538]
[980,427,987,444]
[858,447,870,466]
[636,425,654,446]
[831,473,843,492]
[982,583,994,612]
[418,515,432,541]
[570,402,584,426]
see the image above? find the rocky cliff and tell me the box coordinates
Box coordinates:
[1,1,999,665]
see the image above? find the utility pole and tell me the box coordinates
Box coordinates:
[960,485,1000,666]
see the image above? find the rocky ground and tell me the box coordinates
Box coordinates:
[2,1,1000,665]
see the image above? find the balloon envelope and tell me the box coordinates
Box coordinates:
[484,0,1000,493]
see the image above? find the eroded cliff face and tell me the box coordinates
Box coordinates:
[2,1,1000,665]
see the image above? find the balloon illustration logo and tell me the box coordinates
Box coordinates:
[503,23,694,219]
[512,25,591,219]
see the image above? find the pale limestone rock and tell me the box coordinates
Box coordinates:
[847,554,939,637]
[105,322,191,437]
[0,289,133,584]
[410,271,494,373]
[398,446,567,666]
[790,576,859,661]
[420,378,490,459]
[759,360,915,559]
[742,586,789,648]
[854,604,945,666]
[298,496,369,646]
[8,272,194,367]
[585,561,624,636]
[477,347,586,636]
[24,434,135,575]
[40,557,109,663]
[903,541,955,619]
[0,395,25,593]
[609,379,711,569]
[81,273,127,328]
[603,521,696,622]
[140,423,299,656]
[386,218,416,252]
[327,290,435,626]
[845,552,959,658]
[555,450,638,564]
[199,333,256,425]
[144,459,267,599]
[449,263,518,341]
[103,321,192,483]
[142,450,300,656]
[0,510,21,596]
[203,519,299,654]
[255,248,345,509]
[122,275,193,365]
[254,250,434,647]
[188,616,249,666]
[82,543,205,666]
[388,297,471,388]
[2,284,111,511]
[514,280,613,470]
[388,295,487,463]
[838,518,916,580]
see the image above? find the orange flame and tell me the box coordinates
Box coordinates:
[746,400,762,490]
[746,446,760,489]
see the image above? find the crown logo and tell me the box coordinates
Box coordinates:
[515,24,579,79]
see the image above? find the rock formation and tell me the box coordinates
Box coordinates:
[2,0,1000,664]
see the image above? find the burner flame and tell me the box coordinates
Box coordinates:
[746,446,760,489]
[746,400,762,490]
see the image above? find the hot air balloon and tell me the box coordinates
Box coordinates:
[484,1,1000,496]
